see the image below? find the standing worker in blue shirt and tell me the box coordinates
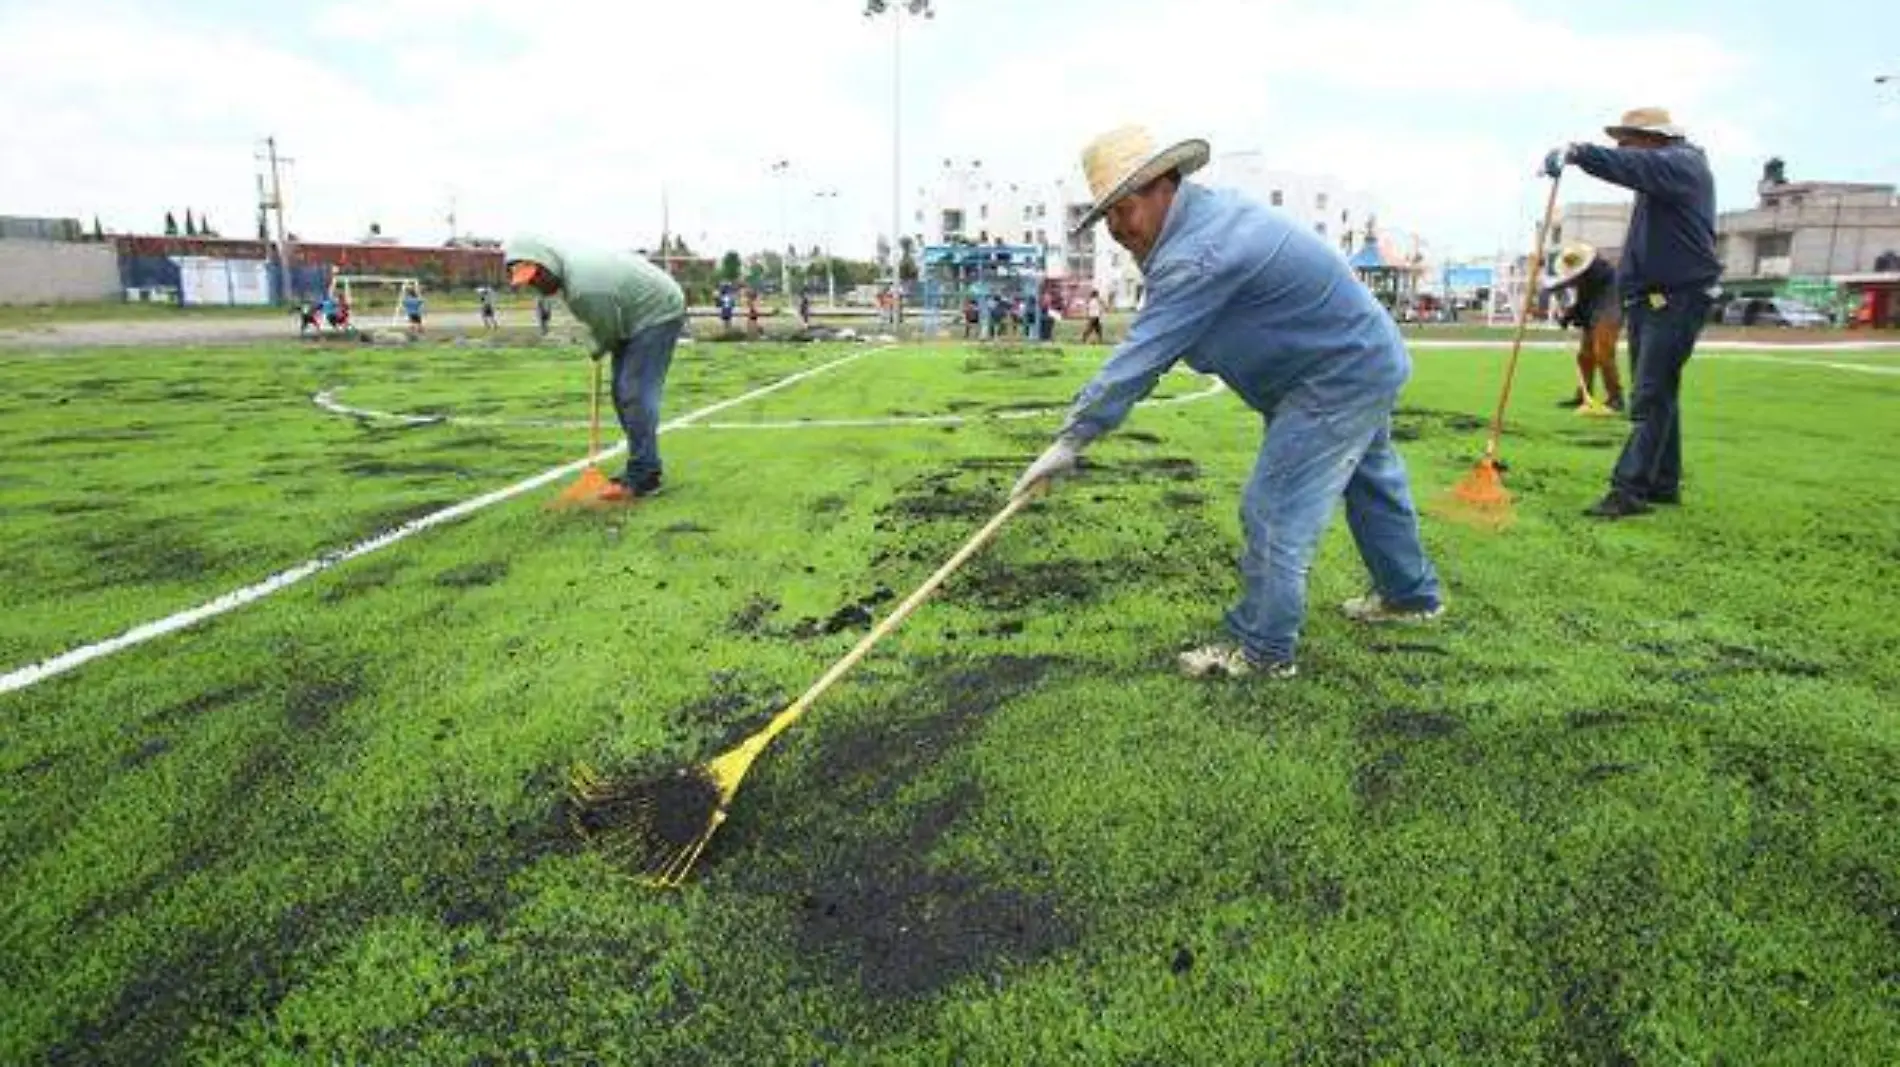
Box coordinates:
[1012,126,1443,680]
[1544,107,1719,518]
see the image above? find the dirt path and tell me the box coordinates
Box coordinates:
[0,310,509,349]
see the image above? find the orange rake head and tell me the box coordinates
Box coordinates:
[551,465,616,509]
[1439,456,1516,529]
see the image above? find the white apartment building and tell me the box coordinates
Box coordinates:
[912,152,1385,310]
[1090,152,1380,308]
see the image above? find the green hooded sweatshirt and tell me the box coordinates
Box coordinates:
[503,235,685,355]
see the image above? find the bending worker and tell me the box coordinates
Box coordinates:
[505,236,687,501]
[1545,241,1625,411]
[1012,126,1444,680]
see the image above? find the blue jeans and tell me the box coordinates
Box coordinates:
[611,315,684,483]
[1612,290,1709,500]
[1223,393,1442,664]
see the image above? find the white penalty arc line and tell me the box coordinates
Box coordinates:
[314,375,1228,432]
[0,347,887,697]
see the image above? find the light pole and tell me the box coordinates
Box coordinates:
[865,0,934,323]
[815,188,840,308]
[770,159,791,302]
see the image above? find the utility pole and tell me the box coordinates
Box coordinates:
[255,136,295,305]
[660,183,673,276]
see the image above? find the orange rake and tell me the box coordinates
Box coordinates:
[1444,172,1563,529]
[553,360,617,508]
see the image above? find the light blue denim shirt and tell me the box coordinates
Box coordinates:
[1061,182,1411,442]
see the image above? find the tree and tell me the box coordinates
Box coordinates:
[91,216,104,240]
[185,209,198,237]
[369,222,382,237]
[200,216,215,238]
[718,250,742,283]
[164,211,179,236]
[898,236,919,283]
[875,234,892,272]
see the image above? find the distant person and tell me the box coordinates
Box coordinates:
[1544,241,1624,411]
[479,286,499,331]
[296,301,319,336]
[318,293,338,330]
[536,293,554,335]
[401,287,425,336]
[1081,289,1106,343]
[505,236,688,501]
[718,285,736,332]
[1038,291,1056,341]
[745,288,761,336]
[798,290,812,328]
[963,296,980,339]
[1544,106,1718,518]
[989,293,1008,338]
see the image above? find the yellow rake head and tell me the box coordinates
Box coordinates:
[568,762,730,887]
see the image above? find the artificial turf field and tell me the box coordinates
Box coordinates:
[2,333,1896,1064]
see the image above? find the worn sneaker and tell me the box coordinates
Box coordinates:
[1340,593,1445,625]
[599,473,663,502]
[1177,644,1297,680]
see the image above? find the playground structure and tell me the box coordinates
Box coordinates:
[918,243,1049,338]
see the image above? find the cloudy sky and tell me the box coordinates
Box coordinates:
[2,0,1895,260]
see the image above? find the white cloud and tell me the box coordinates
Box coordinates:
[0,0,1759,258]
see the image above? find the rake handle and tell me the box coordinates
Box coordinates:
[588,359,603,462]
[1483,172,1563,461]
[742,488,1039,756]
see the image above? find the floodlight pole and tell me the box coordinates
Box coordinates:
[816,189,840,308]
[770,159,791,300]
[867,0,934,325]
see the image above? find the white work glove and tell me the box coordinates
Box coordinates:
[1012,436,1084,498]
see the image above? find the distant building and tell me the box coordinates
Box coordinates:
[912,150,1401,312]
[1554,202,1634,264]
[1718,158,1900,287]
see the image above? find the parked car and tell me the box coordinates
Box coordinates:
[1722,297,1829,328]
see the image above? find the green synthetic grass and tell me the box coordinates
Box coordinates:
[1,336,1897,1064]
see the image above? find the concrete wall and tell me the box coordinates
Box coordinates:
[0,238,122,305]
[1718,204,1900,277]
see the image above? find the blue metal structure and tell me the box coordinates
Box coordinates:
[919,242,1047,338]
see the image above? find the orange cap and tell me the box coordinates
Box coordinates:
[509,261,543,287]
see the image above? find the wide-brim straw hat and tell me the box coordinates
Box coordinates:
[1604,106,1685,141]
[1069,125,1210,237]
[1545,241,1598,289]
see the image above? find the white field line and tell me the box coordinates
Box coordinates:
[314,375,1229,432]
[1406,338,1900,353]
[1698,352,1900,376]
[1,347,886,697]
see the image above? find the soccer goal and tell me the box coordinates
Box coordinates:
[329,275,423,329]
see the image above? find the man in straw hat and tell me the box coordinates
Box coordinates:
[1011,125,1444,680]
[1543,107,1719,518]
[504,235,687,502]
[1544,241,1624,411]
